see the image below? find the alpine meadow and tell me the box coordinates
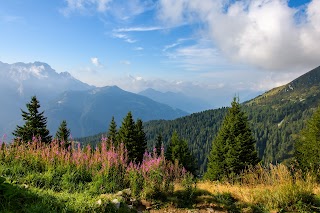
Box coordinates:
[2,0,320,212]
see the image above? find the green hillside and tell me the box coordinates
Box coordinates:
[79,66,320,174]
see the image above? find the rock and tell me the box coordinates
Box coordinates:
[112,198,120,209]
[96,199,102,205]
[122,188,131,196]
[115,190,123,196]
[22,184,29,189]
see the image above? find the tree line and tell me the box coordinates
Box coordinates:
[11,95,320,180]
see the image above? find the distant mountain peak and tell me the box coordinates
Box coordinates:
[59,71,72,78]
[139,88,212,113]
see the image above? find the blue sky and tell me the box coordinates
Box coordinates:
[1,0,320,106]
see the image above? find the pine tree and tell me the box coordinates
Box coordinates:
[13,96,52,143]
[134,119,147,163]
[205,97,259,180]
[107,116,118,147]
[155,134,162,156]
[166,131,196,174]
[55,120,71,148]
[295,106,320,174]
[118,112,138,163]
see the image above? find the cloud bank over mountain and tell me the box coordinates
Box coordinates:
[157,0,320,71]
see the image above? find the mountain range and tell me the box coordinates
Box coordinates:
[0,61,92,137]
[138,88,212,113]
[46,86,187,137]
[0,61,188,139]
[79,66,320,174]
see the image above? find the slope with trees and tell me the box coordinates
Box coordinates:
[295,106,320,174]
[77,66,320,174]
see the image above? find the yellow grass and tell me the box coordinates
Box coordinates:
[196,164,319,211]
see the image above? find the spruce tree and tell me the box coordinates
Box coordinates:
[107,116,118,147]
[118,112,140,163]
[55,120,71,148]
[155,134,162,156]
[295,106,320,174]
[205,97,259,180]
[13,96,52,143]
[134,119,147,163]
[166,131,196,174]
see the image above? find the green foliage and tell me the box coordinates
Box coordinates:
[13,96,52,143]
[0,179,121,212]
[0,136,188,210]
[134,119,147,163]
[155,134,162,156]
[180,173,197,204]
[118,112,147,163]
[55,120,71,148]
[205,98,259,180]
[118,112,138,162]
[107,116,118,146]
[166,131,197,174]
[295,106,320,174]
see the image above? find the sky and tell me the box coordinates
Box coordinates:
[1,0,320,106]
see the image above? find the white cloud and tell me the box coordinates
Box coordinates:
[125,38,137,43]
[61,0,154,19]
[114,26,165,32]
[134,47,144,51]
[158,0,320,72]
[112,33,137,43]
[120,60,131,65]
[61,0,112,15]
[90,57,101,67]
[163,39,227,71]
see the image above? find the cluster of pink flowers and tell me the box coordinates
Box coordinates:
[0,136,189,196]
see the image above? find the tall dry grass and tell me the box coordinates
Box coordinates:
[198,164,318,211]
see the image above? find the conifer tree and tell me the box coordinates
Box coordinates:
[205,97,259,180]
[295,106,320,173]
[166,131,196,174]
[134,118,147,163]
[118,112,144,163]
[13,96,52,143]
[107,116,118,146]
[55,120,71,148]
[155,134,162,156]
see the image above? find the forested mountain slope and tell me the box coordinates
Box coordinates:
[79,66,320,174]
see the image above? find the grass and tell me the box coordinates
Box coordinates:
[0,176,130,213]
[2,139,320,212]
[0,138,189,212]
[195,164,320,212]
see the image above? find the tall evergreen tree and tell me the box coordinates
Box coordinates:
[166,131,196,174]
[55,120,71,148]
[155,134,163,156]
[295,106,320,173]
[134,118,147,163]
[205,97,259,180]
[107,116,118,147]
[118,112,139,163]
[13,96,52,143]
